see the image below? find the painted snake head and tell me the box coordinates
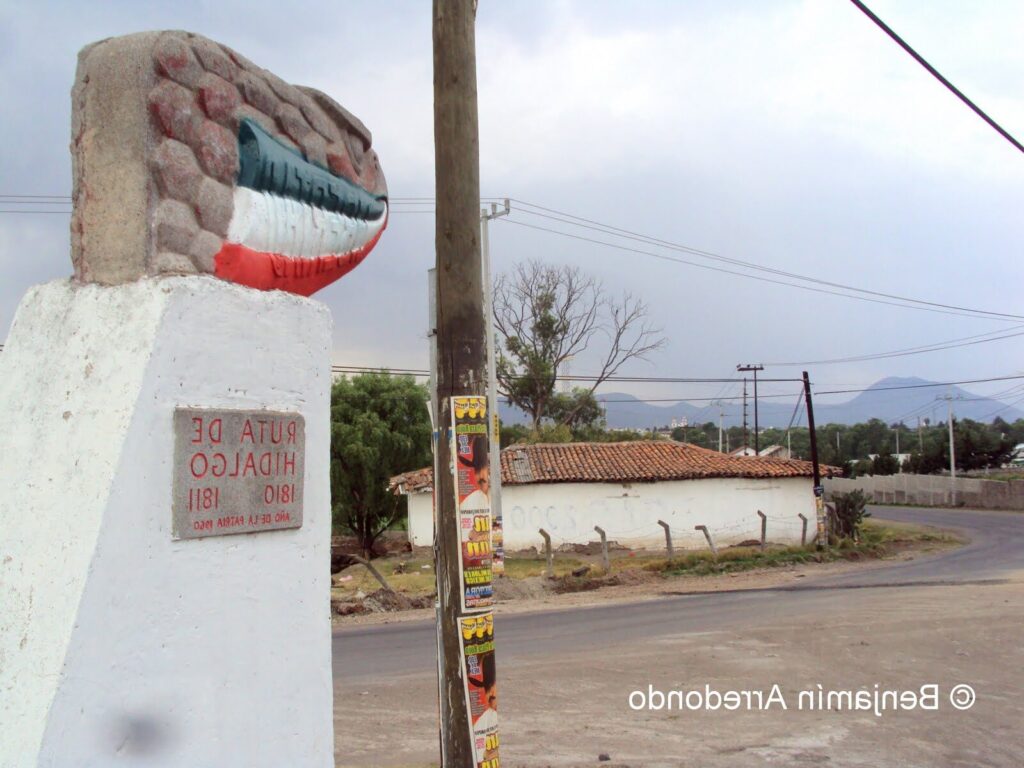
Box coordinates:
[71,31,388,297]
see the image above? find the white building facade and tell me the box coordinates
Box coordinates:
[394,442,820,552]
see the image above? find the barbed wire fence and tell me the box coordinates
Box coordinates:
[529,508,824,573]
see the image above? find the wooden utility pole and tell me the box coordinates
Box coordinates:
[802,371,826,549]
[738,364,764,453]
[938,392,961,506]
[433,0,487,763]
[742,379,749,450]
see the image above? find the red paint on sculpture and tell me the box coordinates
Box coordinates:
[213,220,386,297]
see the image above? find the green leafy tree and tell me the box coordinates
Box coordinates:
[497,417,654,447]
[493,260,664,430]
[955,418,1013,470]
[330,373,432,558]
[546,388,606,430]
[870,452,900,475]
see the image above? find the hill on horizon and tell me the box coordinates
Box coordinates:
[498,376,1024,431]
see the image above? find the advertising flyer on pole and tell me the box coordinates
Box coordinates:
[461,613,499,766]
[451,396,495,611]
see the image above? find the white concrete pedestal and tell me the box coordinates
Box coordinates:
[0,278,334,767]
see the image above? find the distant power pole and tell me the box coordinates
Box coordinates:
[742,379,749,450]
[481,198,509,578]
[948,399,956,497]
[711,400,725,453]
[937,392,963,506]
[895,425,901,472]
[737,364,764,454]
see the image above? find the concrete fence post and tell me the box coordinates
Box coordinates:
[657,520,674,561]
[798,513,808,546]
[695,525,718,560]
[539,528,553,578]
[757,510,767,552]
[593,525,610,572]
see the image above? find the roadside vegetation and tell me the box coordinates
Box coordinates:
[330,517,963,617]
[671,417,1024,477]
[644,519,959,578]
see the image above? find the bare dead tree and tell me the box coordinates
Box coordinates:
[493,260,665,430]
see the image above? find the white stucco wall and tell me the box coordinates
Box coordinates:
[408,476,815,551]
[0,278,333,767]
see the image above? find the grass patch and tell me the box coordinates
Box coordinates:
[330,521,964,605]
[501,555,586,579]
[643,520,962,579]
[332,555,436,600]
[643,546,822,577]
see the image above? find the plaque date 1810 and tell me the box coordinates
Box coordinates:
[172,408,306,539]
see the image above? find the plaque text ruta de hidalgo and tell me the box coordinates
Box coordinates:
[173,408,305,539]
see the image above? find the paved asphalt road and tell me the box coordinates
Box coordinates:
[332,506,1024,684]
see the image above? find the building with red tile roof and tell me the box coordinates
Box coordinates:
[391,441,821,491]
[393,441,831,552]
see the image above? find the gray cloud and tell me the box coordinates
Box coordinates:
[1,0,1021,409]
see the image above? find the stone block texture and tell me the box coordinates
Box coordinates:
[70,31,387,285]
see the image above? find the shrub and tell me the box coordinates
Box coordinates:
[831,489,871,541]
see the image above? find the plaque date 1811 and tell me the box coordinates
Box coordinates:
[172,408,306,539]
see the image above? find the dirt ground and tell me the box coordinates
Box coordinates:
[334,577,1024,767]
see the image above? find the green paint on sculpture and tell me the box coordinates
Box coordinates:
[236,119,386,220]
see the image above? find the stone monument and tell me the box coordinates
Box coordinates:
[0,31,387,766]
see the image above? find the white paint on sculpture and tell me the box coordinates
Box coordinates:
[227,187,388,260]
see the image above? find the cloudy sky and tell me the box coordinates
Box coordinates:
[2,1,1022,417]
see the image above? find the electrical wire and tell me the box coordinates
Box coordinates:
[504,199,1024,321]
[6,190,1020,323]
[764,325,1024,366]
[785,390,805,432]
[849,0,1024,155]
[496,216,1018,323]
[979,394,1024,421]
[815,374,1024,397]
[330,363,803,385]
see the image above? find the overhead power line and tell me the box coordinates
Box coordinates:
[500,216,998,322]
[2,344,1018,413]
[979,394,1024,421]
[505,199,1024,321]
[5,191,1020,323]
[815,374,1024,397]
[849,0,1024,156]
[595,393,799,404]
[331,363,803,385]
[785,390,805,432]
[765,325,1024,366]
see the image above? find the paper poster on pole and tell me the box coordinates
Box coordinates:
[461,613,499,766]
[491,516,504,576]
[490,409,505,576]
[451,396,494,611]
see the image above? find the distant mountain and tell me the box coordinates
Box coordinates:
[498,377,1024,430]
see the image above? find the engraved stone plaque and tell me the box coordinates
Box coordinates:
[172,408,304,539]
